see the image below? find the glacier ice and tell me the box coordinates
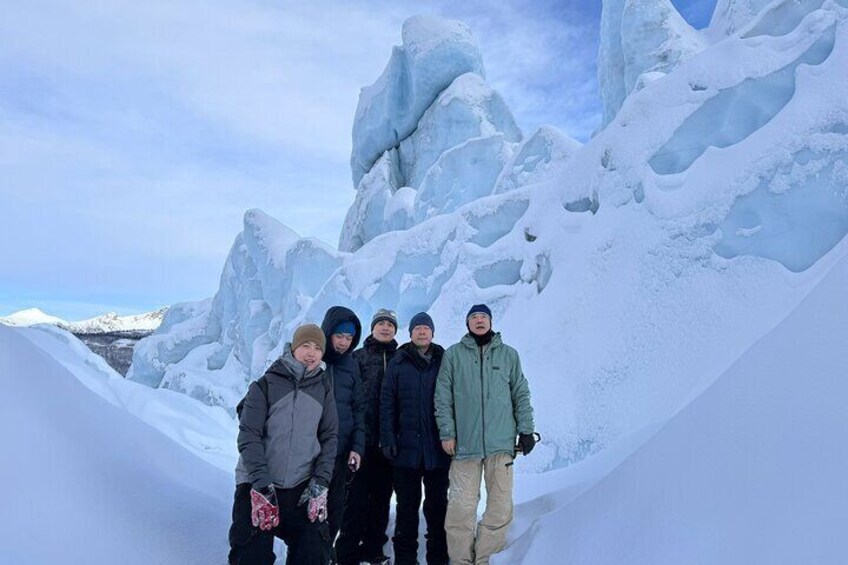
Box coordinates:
[599,0,705,128]
[494,125,581,194]
[131,4,848,470]
[649,20,836,175]
[350,16,485,186]
[341,66,523,252]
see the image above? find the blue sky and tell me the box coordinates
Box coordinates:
[0,0,716,320]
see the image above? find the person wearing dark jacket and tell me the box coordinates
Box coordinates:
[380,312,450,565]
[228,323,338,565]
[335,308,399,565]
[320,306,366,552]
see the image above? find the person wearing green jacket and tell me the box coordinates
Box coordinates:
[434,304,535,565]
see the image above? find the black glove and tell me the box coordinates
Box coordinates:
[518,433,537,455]
[382,445,397,460]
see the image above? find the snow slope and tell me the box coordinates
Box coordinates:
[18,323,237,471]
[0,325,232,565]
[496,240,848,564]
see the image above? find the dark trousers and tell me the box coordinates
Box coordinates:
[327,455,352,545]
[228,482,331,565]
[335,445,394,563]
[392,466,449,565]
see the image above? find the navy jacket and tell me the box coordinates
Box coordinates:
[355,335,398,447]
[380,342,451,471]
[321,306,365,458]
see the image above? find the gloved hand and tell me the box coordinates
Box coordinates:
[381,445,397,461]
[297,477,329,523]
[250,486,279,531]
[518,433,537,455]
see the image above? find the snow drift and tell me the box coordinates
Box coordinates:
[495,235,848,564]
[0,325,233,564]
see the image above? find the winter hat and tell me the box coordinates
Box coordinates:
[408,312,435,336]
[371,308,399,331]
[292,323,325,352]
[332,321,356,335]
[465,304,492,322]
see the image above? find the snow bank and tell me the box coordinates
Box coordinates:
[0,325,233,564]
[496,235,848,564]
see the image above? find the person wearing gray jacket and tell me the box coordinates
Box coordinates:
[228,323,339,565]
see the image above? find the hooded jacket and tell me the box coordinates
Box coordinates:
[434,333,534,460]
[235,346,338,489]
[380,342,451,470]
[321,306,366,458]
[354,334,399,447]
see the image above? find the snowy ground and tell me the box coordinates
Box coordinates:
[496,240,848,564]
[0,325,234,564]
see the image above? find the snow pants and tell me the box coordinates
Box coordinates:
[392,465,449,565]
[335,445,394,564]
[228,482,331,565]
[444,452,514,565]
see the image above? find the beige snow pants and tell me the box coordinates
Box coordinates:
[445,452,514,565]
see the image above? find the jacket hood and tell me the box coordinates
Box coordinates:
[267,344,326,382]
[321,306,363,363]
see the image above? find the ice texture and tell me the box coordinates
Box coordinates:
[341,69,522,252]
[599,0,705,128]
[349,16,485,186]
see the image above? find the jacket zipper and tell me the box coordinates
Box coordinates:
[479,345,486,458]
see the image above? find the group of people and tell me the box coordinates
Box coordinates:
[228,303,536,565]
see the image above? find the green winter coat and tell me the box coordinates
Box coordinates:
[435,333,534,460]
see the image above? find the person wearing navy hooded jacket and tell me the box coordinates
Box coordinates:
[320,306,366,551]
[380,312,450,565]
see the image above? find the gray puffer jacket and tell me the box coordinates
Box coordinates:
[235,346,338,489]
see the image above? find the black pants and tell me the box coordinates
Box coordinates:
[327,455,352,545]
[228,482,331,565]
[392,466,449,565]
[335,445,394,564]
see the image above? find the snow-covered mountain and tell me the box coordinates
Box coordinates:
[129,0,848,475]
[0,307,167,333]
[0,307,67,327]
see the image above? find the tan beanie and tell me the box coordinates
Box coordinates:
[291,323,325,352]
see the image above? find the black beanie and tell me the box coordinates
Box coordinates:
[408,312,435,336]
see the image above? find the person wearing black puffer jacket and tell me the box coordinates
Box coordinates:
[380,312,450,565]
[335,308,399,565]
[320,306,366,554]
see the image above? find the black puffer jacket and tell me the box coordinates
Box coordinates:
[380,342,450,471]
[321,306,365,458]
[354,335,398,447]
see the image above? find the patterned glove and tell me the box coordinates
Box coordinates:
[297,477,329,523]
[250,486,279,531]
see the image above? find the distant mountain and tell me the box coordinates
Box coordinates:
[0,307,68,327]
[66,309,167,333]
[0,307,167,333]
